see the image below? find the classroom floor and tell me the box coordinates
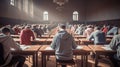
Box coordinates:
[23,55,114,67]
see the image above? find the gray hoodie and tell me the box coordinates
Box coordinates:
[0,33,21,66]
[51,30,77,60]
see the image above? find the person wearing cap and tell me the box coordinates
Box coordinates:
[50,24,77,67]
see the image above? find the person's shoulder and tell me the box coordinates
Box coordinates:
[0,34,8,38]
[113,34,120,39]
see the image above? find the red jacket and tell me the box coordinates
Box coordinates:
[20,29,35,45]
[102,27,108,34]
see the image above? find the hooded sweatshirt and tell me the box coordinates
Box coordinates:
[0,33,21,66]
[51,30,77,60]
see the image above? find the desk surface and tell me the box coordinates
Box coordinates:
[11,35,19,38]
[88,45,116,53]
[14,38,80,45]
[41,34,113,39]
[79,38,111,44]
[39,45,91,54]
[12,45,41,54]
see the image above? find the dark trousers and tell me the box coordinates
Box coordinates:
[56,59,74,67]
[7,55,25,67]
[109,55,120,67]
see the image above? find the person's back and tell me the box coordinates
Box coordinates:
[88,26,106,45]
[20,26,35,45]
[107,26,118,35]
[83,25,94,37]
[109,28,120,67]
[0,27,25,67]
[51,30,76,60]
[51,24,77,67]
[93,30,106,44]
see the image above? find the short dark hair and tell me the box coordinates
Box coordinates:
[95,26,101,30]
[59,24,66,29]
[1,27,10,34]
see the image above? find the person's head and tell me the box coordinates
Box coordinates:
[25,25,31,29]
[94,26,101,31]
[87,25,92,28]
[59,24,66,30]
[1,27,10,35]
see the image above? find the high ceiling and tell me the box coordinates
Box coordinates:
[33,0,120,22]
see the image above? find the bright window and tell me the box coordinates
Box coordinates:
[43,11,48,21]
[10,0,14,6]
[73,11,79,21]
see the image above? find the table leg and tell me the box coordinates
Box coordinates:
[41,53,44,67]
[81,55,83,67]
[85,55,88,67]
[44,55,46,67]
[33,54,36,67]
[41,53,46,67]
[36,52,38,67]
[95,54,98,67]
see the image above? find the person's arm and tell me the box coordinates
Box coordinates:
[87,32,94,41]
[83,30,87,36]
[71,36,77,49]
[7,36,22,51]
[109,36,118,50]
[50,35,57,49]
[30,30,35,40]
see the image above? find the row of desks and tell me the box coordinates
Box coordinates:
[11,34,113,39]
[41,35,113,39]
[12,45,41,67]
[11,34,114,67]
[13,38,112,45]
[13,44,116,67]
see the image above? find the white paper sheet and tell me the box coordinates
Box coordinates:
[102,45,112,50]
[45,46,53,50]
[20,45,31,50]
[104,45,110,47]
[76,46,83,49]
[35,38,40,40]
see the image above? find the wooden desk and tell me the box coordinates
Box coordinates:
[88,45,116,67]
[106,35,113,39]
[73,35,113,39]
[39,45,91,67]
[13,38,20,43]
[40,35,54,38]
[11,35,19,38]
[12,45,41,67]
[80,38,111,45]
[32,38,80,45]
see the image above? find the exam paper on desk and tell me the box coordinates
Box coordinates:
[20,45,31,50]
[102,45,112,50]
[45,46,83,50]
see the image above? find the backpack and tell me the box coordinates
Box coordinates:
[0,43,5,65]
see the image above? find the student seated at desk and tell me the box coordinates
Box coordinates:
[50,24,77,67]
[20,25,35,45]
[88,26,106,45]
[83,25,94,37]
[109,28,120,67]
[0,27,25,67]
